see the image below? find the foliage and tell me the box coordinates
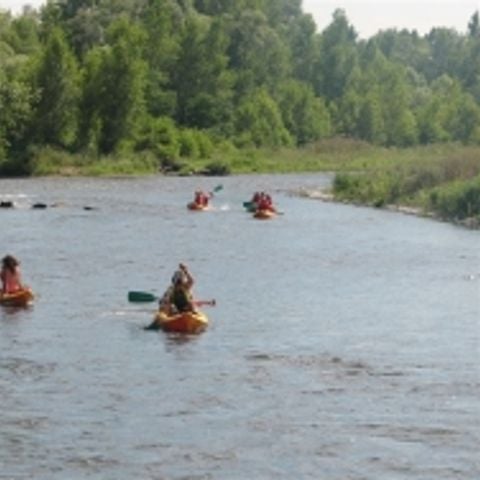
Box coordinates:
[29,26,81,149]
[428,175,480,220]
[332,143,480,222]
[234,89,293,147]
[0,1,480,182]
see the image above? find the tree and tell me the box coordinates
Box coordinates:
[142,0,183,118]
[312,9,358,101]
[30,26,80,148]
[468,11,479,38]
[282,12,318,83]
[227,9,290,95]
[174,15,233,130]
[92,17,148,154]
[275,79,331,145]
[0,71,35,172]
[234,88,292,147]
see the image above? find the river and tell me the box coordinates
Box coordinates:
[1,174,479,479]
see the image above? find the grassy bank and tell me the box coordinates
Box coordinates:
[330,143,480,228]
[26,138,377,177]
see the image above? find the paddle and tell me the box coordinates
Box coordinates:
[128,291,157,302]
[209,184,223,197]
[127,291,215,307]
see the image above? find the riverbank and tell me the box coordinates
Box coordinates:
[295,186,480,229]
[326,143,480,229]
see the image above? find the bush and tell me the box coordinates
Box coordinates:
[202,160,230,176]
[429,176,480,219]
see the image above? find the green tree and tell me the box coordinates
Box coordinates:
[312,9,358,101]
[174,16,233,130]
[234,88,292,147]
[283,12,318,83]
[94,17,147,154]
[142,0,183,118]
[468,10,479,37]
[357,92,385,144]
[275,79,331,145]
[227,9,290,95]
[30,26,80,148]
[77,45,103,152]
[0,71,35,171]
[337,47,417,145]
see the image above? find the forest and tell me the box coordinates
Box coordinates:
[1,0,480,212]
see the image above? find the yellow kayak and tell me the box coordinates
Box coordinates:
[147,310,209,334]
[253,209,276,219]
[0,288,34,307]
[187,202,208,211]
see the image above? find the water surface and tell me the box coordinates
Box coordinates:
[1,174,479,479]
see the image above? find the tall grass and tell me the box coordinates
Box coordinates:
[332,143,480,224]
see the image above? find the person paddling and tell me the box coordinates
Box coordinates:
[159,263,196,315]
[193,190,210,207]
[257,192,276,212]
[1,255,24,294]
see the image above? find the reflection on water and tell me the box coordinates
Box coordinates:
[1,174,479,479]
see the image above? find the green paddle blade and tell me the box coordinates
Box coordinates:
[128,291,157,302]
[213,184,223,193]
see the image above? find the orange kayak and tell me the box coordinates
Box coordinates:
[253,209,276,219]
[187,202,208,211]
[0,288,34,307]
[147,310,208,334]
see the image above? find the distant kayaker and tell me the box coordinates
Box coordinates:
[257,192,275,212]
[1,254,24,294]
[194,190,210,207]
[159,263,196,314]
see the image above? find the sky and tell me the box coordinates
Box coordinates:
[0,0,479,39]
[303,0,480,38]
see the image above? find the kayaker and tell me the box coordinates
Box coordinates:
[194,190,210,207]
[1,254,24,294]
[257,192,275,212]
[159,263,196,314]
[252,191,261,204]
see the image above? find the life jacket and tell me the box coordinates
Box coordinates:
[171,286,192,312]
[0,268,21,293]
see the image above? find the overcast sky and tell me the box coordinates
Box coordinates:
[303,0,480,38]
[1,0,479,39]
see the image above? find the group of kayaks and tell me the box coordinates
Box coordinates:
[2,186,278,334]
[1,285,207,335]
[186,186,278,220]
[189,199,277,219]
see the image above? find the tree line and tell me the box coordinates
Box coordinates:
[1,0,480,175]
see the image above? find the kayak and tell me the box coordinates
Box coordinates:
[253,209,276,219]
[187,202,208,211]
[147,309,209,334]
[0,288,34,307]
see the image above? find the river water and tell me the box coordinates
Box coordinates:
[0,174,479,480]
